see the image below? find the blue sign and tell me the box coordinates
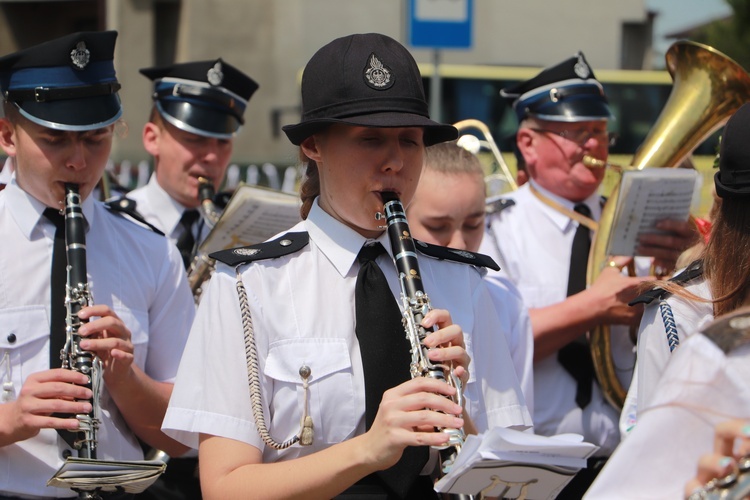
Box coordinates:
[408,0,473,49]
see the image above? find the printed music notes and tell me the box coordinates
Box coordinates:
[200,183,302,254]
[607,169,700,257]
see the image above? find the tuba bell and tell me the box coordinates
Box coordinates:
[588,40,750,409]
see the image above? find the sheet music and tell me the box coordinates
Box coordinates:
[434,427,598,499]
[48,457,166,494]
[607,169,700,257]
[200,183,302,254]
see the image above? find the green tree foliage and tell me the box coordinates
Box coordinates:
[686,0,750,70]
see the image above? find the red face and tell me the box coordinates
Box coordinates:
[143,120,233,208]
[0,115,114,208]
[302,124,425,238]
[518,119,609,202]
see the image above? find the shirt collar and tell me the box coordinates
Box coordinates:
[0,157,13,185]
[305,198,392,278]
[143,173,190,235]
[527,179,601,231]
[6,176,95,240]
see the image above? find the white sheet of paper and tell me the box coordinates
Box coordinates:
[607,169,700,257]
[434,427,598,498]
[200,183,302,254]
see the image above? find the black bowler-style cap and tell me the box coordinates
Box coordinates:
[0,31,121,131]
[715,102,750,199]
[501,51,613,123]
[141,59,259,139]
[282,33,457,146]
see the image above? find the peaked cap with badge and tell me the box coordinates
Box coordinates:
[0,31,121,131]
[714,102,750,199]
[141,58,259,139]
[501,51,614,123]
[282,33,457,146]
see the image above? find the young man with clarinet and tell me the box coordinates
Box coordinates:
[0,31,194,499]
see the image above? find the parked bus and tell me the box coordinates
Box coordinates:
[419,63,720,214]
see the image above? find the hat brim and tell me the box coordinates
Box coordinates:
[157,101,241,139]
[714,170,750,199]
[282,111,458,146]
[524,98,613,123]
[17,94,122,131]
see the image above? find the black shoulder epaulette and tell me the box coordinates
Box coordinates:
[629,259,704,306]
[104,197,165,236]
[485,197,515,215]
[701,309,750,354]
[413,239,500,271]
[210,232,309,267]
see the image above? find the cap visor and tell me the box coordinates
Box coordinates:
[158,101,241,139]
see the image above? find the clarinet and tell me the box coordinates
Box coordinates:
[380,191,466,475]
[688,457,750,499]
[61,184,104,497]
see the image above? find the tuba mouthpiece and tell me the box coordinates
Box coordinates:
[583,155,607,169]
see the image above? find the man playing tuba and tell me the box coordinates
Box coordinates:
[478,51,696,496]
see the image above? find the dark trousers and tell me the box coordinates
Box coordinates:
[135,457,201,500]
[555,456,609,499]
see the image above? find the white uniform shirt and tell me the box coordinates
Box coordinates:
[127,173,209,247]
[620,277,713,436]
[586,332,750,499]
[0,179,195,498]
[163,199,532,463]
[485,276,535,417]
[479,181,647,457]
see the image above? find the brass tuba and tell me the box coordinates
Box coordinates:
[588,40,750,409]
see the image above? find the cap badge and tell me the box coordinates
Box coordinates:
[574,54,590,79]
[70,41,90,70]
[234,248,260,256]
[364,53,393,90]
[450,249,476,260]
[207,61,224,86]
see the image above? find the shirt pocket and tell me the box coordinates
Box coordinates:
[0,306,50,401]
[112,307,149,371]
[265,339,356,444]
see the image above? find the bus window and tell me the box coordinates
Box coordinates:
[421,63,723,215]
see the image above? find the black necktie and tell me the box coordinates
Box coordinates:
[176,209,199,269]
[354,243,429,498]
[44,208,67,369]
[558,203,596,408]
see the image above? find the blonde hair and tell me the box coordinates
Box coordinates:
[423,140,484,177]
[298,147,320,220]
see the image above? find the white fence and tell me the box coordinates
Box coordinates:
[106,160,301,193]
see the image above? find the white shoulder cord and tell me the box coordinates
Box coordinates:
[234,266,313,449]
[1,351,14,402]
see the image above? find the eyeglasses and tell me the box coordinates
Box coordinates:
[529,127,618,147]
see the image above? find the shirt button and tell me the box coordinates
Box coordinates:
[6,333,16,344]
